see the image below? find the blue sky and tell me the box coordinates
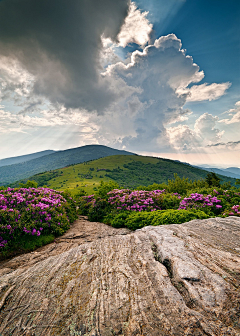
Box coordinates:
[129,0,240,114]
[0,0,239,166]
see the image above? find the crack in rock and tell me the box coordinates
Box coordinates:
[0,217,239,335]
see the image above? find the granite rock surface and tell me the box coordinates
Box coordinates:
[0,216,239,335]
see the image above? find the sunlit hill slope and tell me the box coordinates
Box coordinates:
[12,155,237,195]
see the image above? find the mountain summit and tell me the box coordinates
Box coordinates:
[0,145,135,185]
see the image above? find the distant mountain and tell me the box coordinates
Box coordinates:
[13,155,238,194]
[197,166,240,180]
[0,150,56,167]
[0,145,135,185]
[224,167,240,175]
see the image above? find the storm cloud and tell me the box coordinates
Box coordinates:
[0,0,129,111]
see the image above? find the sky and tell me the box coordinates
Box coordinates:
[0,0,239,167]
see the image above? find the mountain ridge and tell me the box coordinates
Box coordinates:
[0,145,135,185]
[196,166,240,179]
[0,150,56,167]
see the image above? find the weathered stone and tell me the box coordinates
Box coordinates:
[0,216,239,335]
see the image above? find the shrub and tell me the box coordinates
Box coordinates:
[88,198,111,222]
[178,192,222,216]
[103,211,131,228]
[77,185,240,226]
[96,181,119,199]
[107,189,179,212]
[222,204,240,217]
[19,180,38,188]
[205,172,221,187]
[0,187,77,251]
[107,209,209,230]
[77,194,95,216]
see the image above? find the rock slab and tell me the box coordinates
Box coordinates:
[0,216,239,335]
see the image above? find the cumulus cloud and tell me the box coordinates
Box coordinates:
[117,2,153,47]
[194,113,224,143]
[98,34,207,151]
[177,82,231,102]
[166,113,224,152]
[167,125,200,151]
[0,0,129,111]
[0,0,233,155]
[219,101,240,124]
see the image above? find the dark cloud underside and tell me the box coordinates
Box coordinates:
[0,0,129,111]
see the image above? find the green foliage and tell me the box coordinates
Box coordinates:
[88,198,112,222]
[103,211,130,228]
[0,234,55,261]
[19,180,38,188]
[167,174,207,194]
[158,193,182,209]
[96,180,119,199]
[205,172,221,187]
[8,155,237,195]
[236,179,240,185]
[136,182,168,191]
[74,189,87,197]
[106,209,209,230]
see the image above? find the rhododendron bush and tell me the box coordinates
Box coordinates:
[0,187,77,249]
[77,184,240,229]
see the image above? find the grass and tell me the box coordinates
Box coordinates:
[29,155,160,195]
[14,154,237,195]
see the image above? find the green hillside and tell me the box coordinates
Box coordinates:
[0,145,134,185]
[12,155,237,195]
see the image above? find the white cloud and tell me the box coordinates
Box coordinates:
[117,2,153,47]
[0,17,233,156]
[166,113,224,152]
[167,124,200,151]
[194,113,224,143]
[177,82,231,102]
[219,101,240,124]
[0,105,97,135]
[98,34,208,151]
[100,37,122,69]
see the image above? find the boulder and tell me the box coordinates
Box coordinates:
[0,216,239,335]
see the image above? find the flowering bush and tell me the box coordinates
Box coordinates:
[107,189,181,212]
[77,185,240,230]
[78,189,182,222]
[0,187,77,250]
[223,205,240,217]
[178,192,222,215]
[181,188,240,215]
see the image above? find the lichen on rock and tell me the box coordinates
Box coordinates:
[0,217,239,335]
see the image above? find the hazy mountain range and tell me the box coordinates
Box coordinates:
[0,150,56,167]
[0,145,239,187]
[0,145,134,185]
[196,166,240,180]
